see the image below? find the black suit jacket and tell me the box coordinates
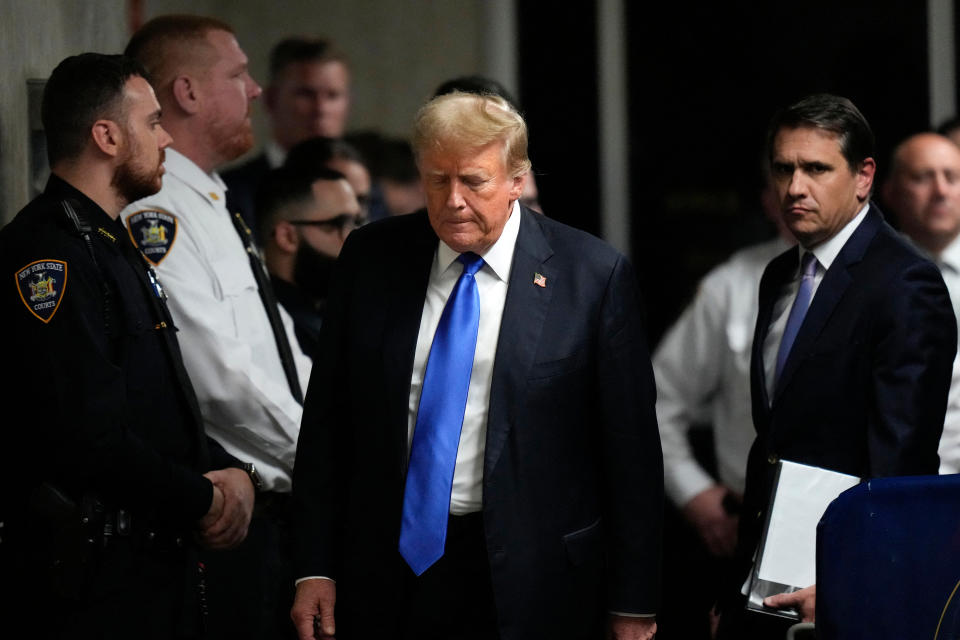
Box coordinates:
[292,206,663,639]
[222,152,271,240]
[736,204,956,584]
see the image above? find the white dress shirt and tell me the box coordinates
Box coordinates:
[763,203,870,400]
[926,234,960,474]
[121,148,312,491]
[263,139,286,169]
[406,200,520,515]
[655,237,792,506]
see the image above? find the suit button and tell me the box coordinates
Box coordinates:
[767,454,778,465]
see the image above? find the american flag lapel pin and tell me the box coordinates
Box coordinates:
[533,272,547,288]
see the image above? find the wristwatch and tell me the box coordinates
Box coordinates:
[239,462,264,492]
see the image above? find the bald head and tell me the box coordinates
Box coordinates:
[884,133,960,255]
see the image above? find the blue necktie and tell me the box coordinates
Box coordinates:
[775,251,818,386]
[399,252,484,575]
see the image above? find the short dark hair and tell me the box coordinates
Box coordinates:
[255,165,346,239]
[284,136,366,180]
[42,53,147,166]
[434,74,519,111]
[269,37,347,83]
[767,93,875,171]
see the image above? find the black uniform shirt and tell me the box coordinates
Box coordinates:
[0,175,234,526]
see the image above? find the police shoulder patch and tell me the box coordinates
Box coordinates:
[126,208,178,265]
[15,259,67,323]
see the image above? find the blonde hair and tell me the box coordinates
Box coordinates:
[413,92,531,178]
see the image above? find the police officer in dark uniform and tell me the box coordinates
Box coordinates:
[0,53,257,639]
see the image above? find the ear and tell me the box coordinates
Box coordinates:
[856,157,876,202]
[172,75,201,115]
[509,172,525,201]
[273,220,300,254]
[90,119,123,158]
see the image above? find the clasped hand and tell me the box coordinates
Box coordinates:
[197,467,255,550]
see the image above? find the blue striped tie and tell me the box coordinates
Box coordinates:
[399,252,484,575]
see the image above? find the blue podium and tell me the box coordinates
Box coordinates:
[816,474,960,640]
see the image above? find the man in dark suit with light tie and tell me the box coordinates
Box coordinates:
[289,92,663,640]
[719,94,956,637]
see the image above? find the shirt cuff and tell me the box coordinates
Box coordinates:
[295,576,336,587]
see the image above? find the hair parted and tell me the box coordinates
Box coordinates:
[767,93,875,171]
[42,53,147,166]
[125,14,234,99]
[413,91,530,179]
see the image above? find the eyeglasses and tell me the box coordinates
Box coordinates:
[289,214,365,234]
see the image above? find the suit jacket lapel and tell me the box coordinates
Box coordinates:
[382,212,437,469]
[773,205,882,403]
[752,248,794,426]
[485,207,555,479]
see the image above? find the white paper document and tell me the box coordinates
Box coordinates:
[757,460,860,587]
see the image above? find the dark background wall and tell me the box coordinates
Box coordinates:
[520,0,933,346]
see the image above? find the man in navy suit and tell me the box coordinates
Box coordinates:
[289,92,662,639]
[720,94,956,636]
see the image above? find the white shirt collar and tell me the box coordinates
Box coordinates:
[264,139,287,169]
[436,200,521,283]
[938,233,960,274]
[804,201,870,270]
[165,148,228,207]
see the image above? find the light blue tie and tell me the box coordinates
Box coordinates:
[399,252,484,575]
[775,251,818,387]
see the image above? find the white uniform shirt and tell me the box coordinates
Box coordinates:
[655,237,792,506]
[927,234,960,474]
[121,148,311,491]
[406,201,520,515]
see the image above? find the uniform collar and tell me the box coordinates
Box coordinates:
[44,174,125,248]
[44,173,115,226]
[164,148,228,208]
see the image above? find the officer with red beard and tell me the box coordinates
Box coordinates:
[121,15,312,640]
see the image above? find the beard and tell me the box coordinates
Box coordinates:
[293,241,337,302]
[113,143,165,205]
[207,106,255,164]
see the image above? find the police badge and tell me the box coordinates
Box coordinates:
[16,259,67,323]
[125,208,177,265]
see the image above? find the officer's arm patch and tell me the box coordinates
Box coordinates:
[15,259,67,323]
[126,208,178,265]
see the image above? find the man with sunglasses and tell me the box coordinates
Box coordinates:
[257,166,362,359]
